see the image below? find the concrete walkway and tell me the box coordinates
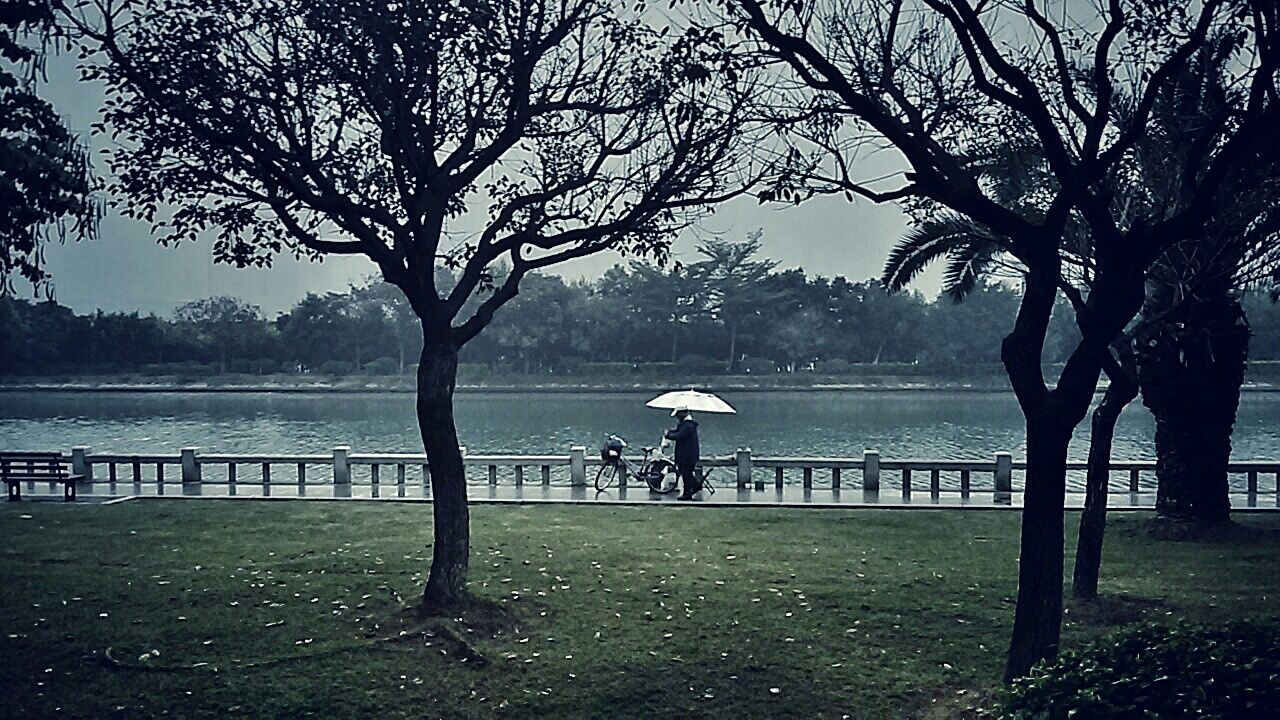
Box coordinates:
[13,483,1278,511]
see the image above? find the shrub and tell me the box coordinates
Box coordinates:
[815,358,852,374]
[248,358,277,374]
[163,360,217,376]
[554,355,586,374]
[228,359,252,374]
[577,362,635,377]
[456,363,489,382]
[738,356,775,374]
[280,360,301,374]
[317,360,355,375]
[677,354,723,374]
[363,357,401,375]
[999,622,1280,720]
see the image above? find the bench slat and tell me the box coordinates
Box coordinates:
[1,453,73,483]
[1,453,80,501]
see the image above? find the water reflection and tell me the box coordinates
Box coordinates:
[2,390,1279,463]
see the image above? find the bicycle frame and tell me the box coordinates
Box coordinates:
[599,434,714,495]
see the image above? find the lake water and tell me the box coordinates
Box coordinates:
[3,390,1280,463]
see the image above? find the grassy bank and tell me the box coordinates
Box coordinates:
[3,502,1279,719]
[6,362,1280,393]
[1,370,1018,393]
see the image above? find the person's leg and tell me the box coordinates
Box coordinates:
[677,462,697,499]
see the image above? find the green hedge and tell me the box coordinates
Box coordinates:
[363,357,400,375]
[317,360,355,375]
[676,354,724,374]
[999,622,1280,719]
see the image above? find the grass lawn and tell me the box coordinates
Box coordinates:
[2,501,1278,719]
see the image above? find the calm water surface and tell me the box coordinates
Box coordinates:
[3,390,1279,462]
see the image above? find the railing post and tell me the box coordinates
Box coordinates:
[736,448,752,489]
[332,446,351,498]
[71,446,91,482]
[995,452,1013,502]
[180,448,202,496]
[863,450,880,494]
[569,446,587,486]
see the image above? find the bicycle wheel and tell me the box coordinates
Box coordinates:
[645,459,679,493]
[594,462,618,491]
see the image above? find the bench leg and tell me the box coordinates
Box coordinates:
[7,483,18,502]
[65,481,76,502]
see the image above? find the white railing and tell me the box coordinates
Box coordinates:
[35,445,1280,504]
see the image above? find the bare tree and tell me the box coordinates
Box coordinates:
[68,0,756,612]
[728,0,1280,679]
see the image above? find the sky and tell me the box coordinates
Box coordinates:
[25,36,939,319]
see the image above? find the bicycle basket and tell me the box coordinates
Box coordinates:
[600,437,625,463]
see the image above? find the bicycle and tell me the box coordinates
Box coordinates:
[595,435,716,496]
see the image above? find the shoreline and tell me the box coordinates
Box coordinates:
[4,380,1280,395]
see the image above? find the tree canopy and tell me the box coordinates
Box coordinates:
[0,0,96,294]
[726,0,1280,681]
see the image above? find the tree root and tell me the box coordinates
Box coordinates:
[433,623,488,666]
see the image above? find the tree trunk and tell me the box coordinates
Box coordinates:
[1004,411,1073,682]
[417,337,469,613]
[671,321,680,363]
[1072,346,1139,600]
[726,323,738,373]
[1000,259,1131,682]
[992,241,1146,682]
[1137,297,1249,523]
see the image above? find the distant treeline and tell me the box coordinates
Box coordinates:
[4,249,1280,378]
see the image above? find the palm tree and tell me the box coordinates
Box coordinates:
[882,34,1280,595]
[1124,39,1280,523]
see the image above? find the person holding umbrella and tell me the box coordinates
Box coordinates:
[663,406,701,500]
[647,389,736,501]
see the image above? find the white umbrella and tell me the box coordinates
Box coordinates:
[645,389,737,415]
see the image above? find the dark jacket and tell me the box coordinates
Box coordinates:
[665,417,700,467]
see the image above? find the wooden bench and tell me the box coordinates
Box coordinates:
[1,452,85,501]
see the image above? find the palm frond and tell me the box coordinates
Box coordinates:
[942,240,1001,303]
[883,214,991,292]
